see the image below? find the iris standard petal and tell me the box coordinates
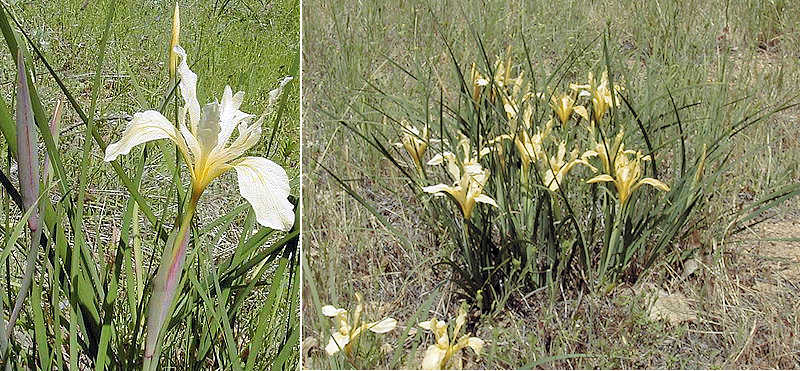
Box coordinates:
[212,120,262,165]
[174,45,201,129]
[233,156,294,231]
[195,102,221,152]
[218,85,250,146]
[104,110,184,162]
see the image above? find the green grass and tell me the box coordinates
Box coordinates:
[0,0,299,369]
[302,0,800,368]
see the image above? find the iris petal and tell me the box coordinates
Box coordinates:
[218,85,251,146]
[174,46,200,130]
[325,332,350,355]
[233,156,294,231]
[367,318,397,333]
[196,102,221,152]
[104,110,186,162]
[421,345,448,370]
[321,305,346,317]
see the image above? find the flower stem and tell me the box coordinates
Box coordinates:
[143,188,200,368]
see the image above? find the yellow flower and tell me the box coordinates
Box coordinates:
[492,51,513,91]
[419,306,484,370]
[104,46,295,231]
[570,71,623,123]
[580,130,626,175]
[513,120,553,182]
[500,72,529,126]
[486,48,522,104]
[542,141,594,192]
[550,93,588,125]
[469,63,490,103]
[322,293,397,356]
[586,149,670,205]
[393,120,432,172]
[424,138,496,219]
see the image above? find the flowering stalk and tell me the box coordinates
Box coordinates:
[2,50,41,356]
[143,186,198,361]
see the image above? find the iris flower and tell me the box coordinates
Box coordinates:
[105,46,295,230]
[393,120,432,173]
[486,50,520,104]
[581,130,626,175]
[586,148,670,205]
[513,119,553,181]
[418,306,484,370]
[570,71,623,123]
[322,293,397,356]
[499,73,529,126]
[104,45,295,359]
[542,141,594,192]
[550,93,588,125]
[424,139,496,219]
[469,63,490,103]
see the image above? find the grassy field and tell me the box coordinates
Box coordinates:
[302,0,800,369]
[0,0,299,368]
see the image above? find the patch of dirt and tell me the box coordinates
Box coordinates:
[648,290,697,325]
[749,217,800,295]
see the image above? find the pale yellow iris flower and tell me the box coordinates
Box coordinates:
[491,52,514,92]
[499,69,527,122]
[581,130,626,175]
[322,293,397,356]
[424,139,497,219]
[570,71,624,123]
[393,120,433,172]
[542,141,594,192]
[479,49,522,104]
[418,306,484,370]
[469,63,490,103]
[104,46,294,231]
[586,148,670,205]
[550,93,589,125]
[513,119,554,180]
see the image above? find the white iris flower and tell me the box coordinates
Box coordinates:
[104,46,294,231]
